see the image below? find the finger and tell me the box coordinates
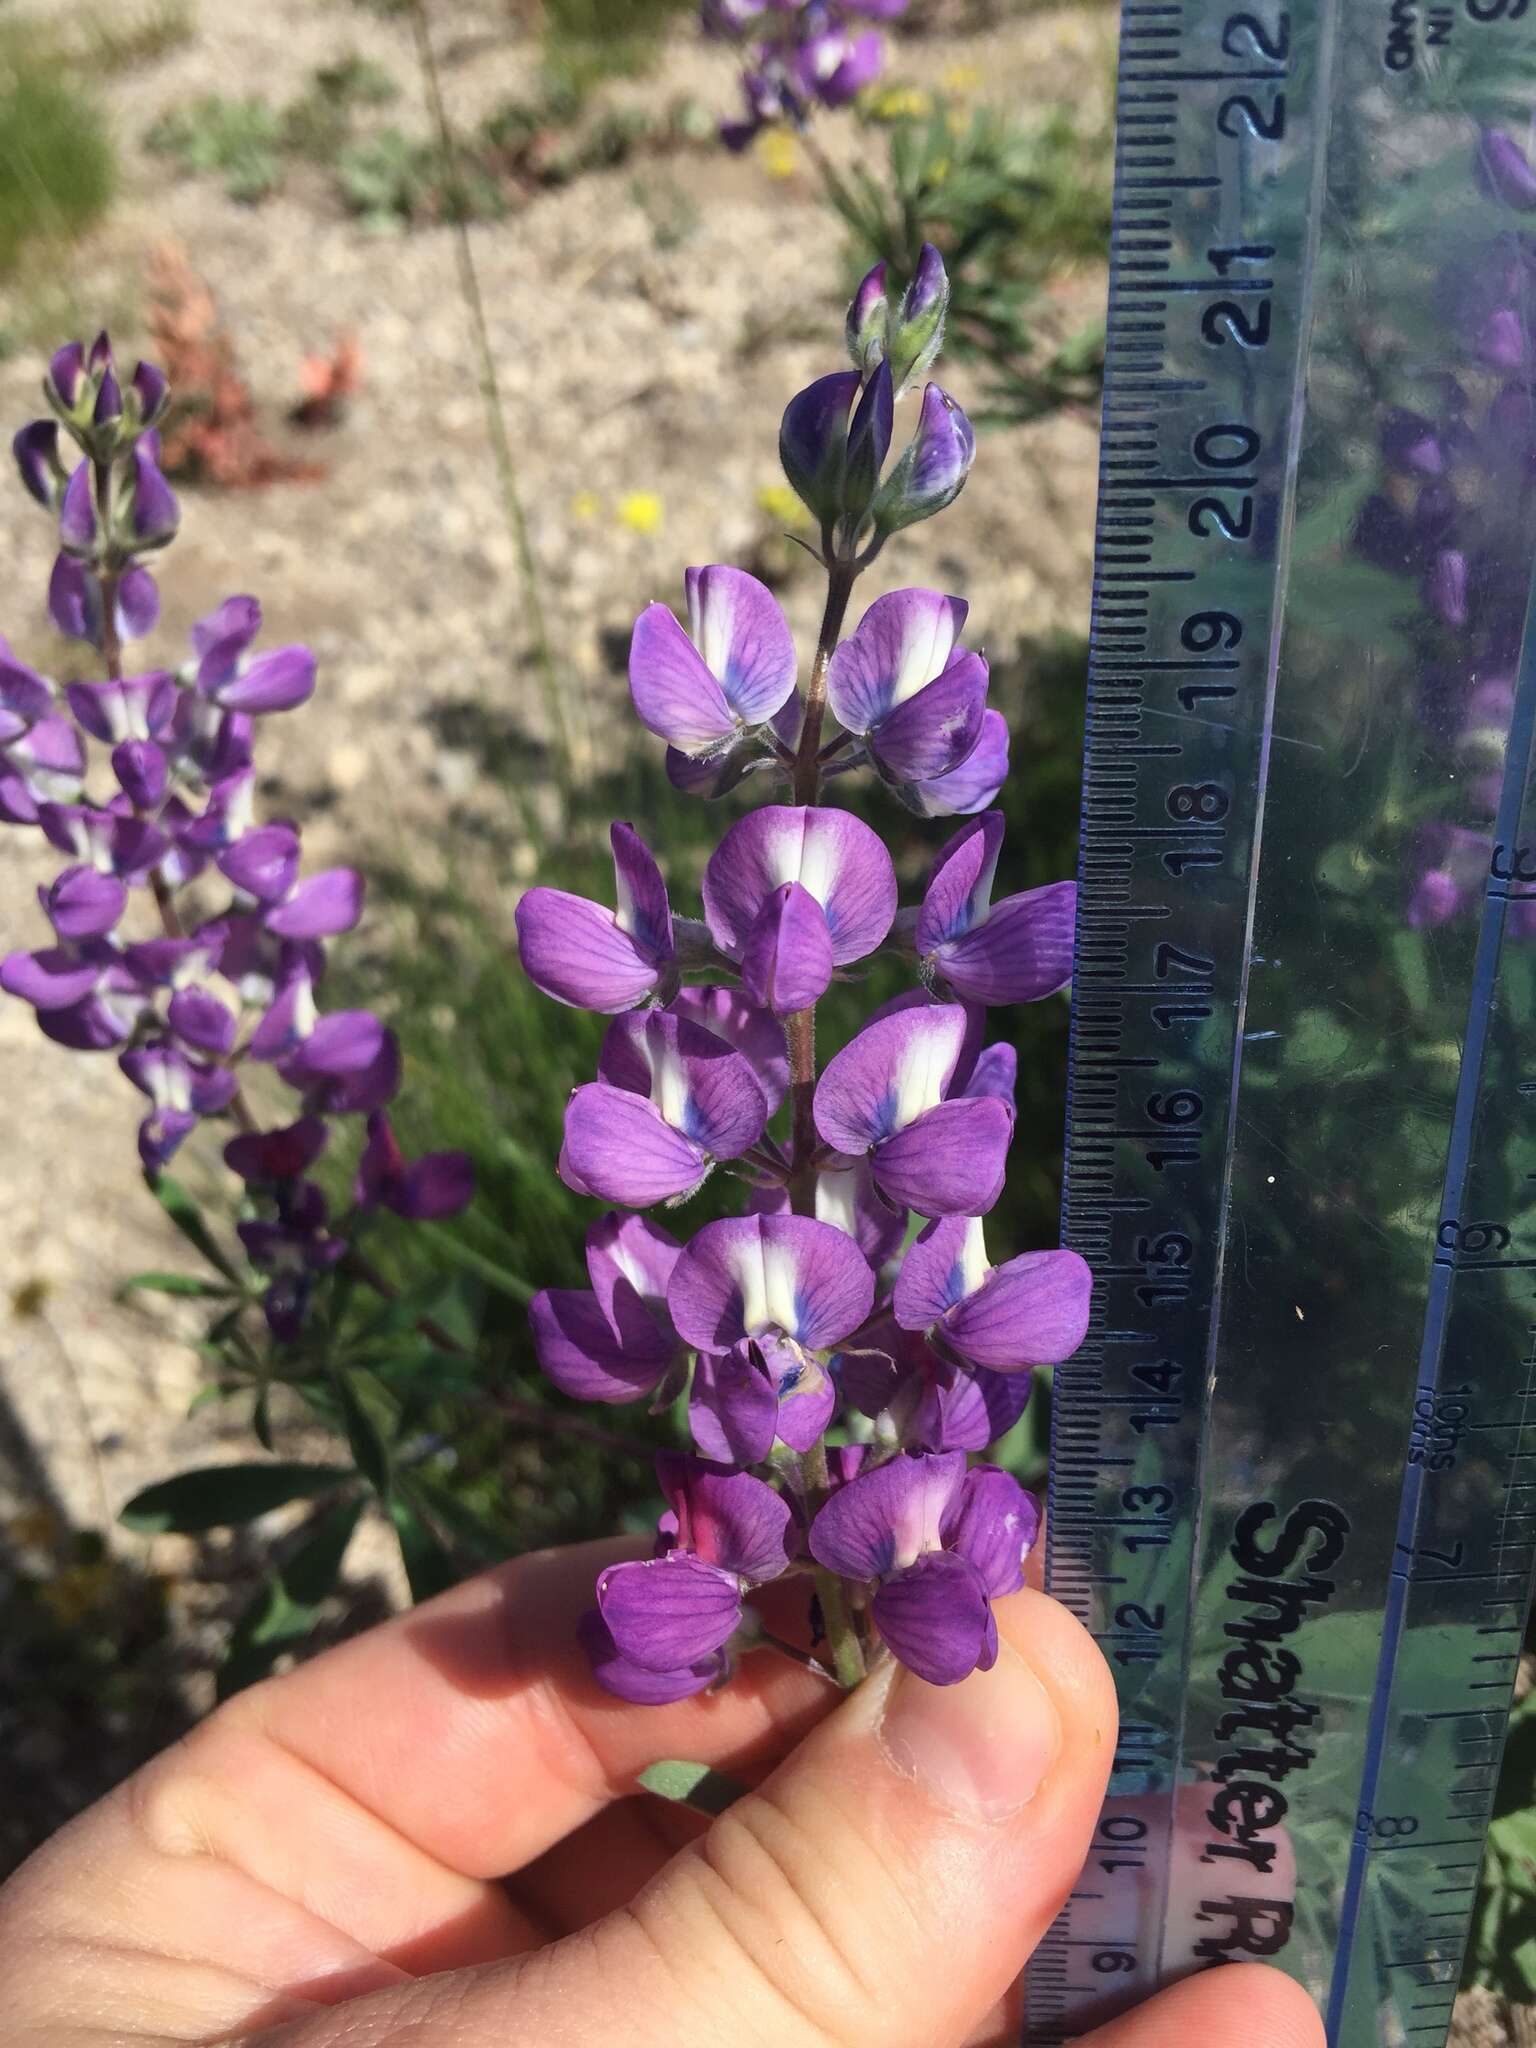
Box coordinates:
[0,1540,831,2042]
[249,1585,1118,2048]
[1078,1962,1324,2048]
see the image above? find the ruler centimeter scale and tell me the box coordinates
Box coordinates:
[1031,3,1536,2045]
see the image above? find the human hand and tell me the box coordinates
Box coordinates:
[0,1541,1325,2048]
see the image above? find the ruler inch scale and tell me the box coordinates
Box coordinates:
[1031,3,1536,2046]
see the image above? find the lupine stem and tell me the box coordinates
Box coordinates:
[800,1436,867,1687]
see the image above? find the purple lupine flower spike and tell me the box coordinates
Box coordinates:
[516,821,677,1012]
[916,812,1078,1004]
[629,564,797,759]
[814,1001,1012,1215]
[531,1212,683,1403]
[809,1450,1037,1684]
[893,1214,1091,1372]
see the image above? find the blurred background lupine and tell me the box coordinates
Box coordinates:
[0,4,1532,2034]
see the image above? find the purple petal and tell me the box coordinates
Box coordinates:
[826,587,967,735]
[192,594,262,669]
[690,1345,780,1464]
[872,1551,996,1685]
[46,341,86,411]
[820,28,884,104]
[393,1152,474,1220]
[578,1609,723,1703]
[291,1009,385,1076]
[683,564,798,728]
[128,442,179,547]
[629,603,737,754]
[893,1214,986,1329]
[58,461,95,553]
[1478,128,1536,210]
[942,1465,1039,1599]
[944,1247,1092,1371]
[224,1118,329,1183]
[112,740,168,809]
[131,358,169,424]
[874,1096,1011,1217]
[702,803,897,966]
[935,879,1077,1006]
[740,881,836,1014]
[586,1210,682,1332]
[292,1029,401,1115]
[247,972,316,1062]
[814,1001,970,1153]
[915,1360,1034,1455]
[779,369,859,524]
[809,1448,968,1579]
[611,820,674,963]
[117,567,160,642]
[41,866,126,941]
[0,654,53,735]
[530,1286,674,1402]
[219,823,301,904]
[917,812,1004,953]
[66,673,177,746]
[753,1156,906,1267]
[596,1553,743,1671]
[766,1333,838,1452]
[48,553,96,642]
[39,994,134,1050]
[168,985,238,1056]
[667,1212,876,1352]
[11,418,59,508]
[911,707,1010,816]
[596,1009,768,1160]
[870,652,988,783]
[561,1081,712,1205]
[265,868,365,939]
[875,383,976,533]
[666,986,788,1111]
[516,887,664,1013]
[657,1453,793,1582]
[214,644,316,715]
[1,945,102,1009]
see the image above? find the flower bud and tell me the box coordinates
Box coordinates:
[779,369,858,527]
[93,365,123,430]
[57,462,97,558]
[871,382,975,535]
[44,341,87,418]
[839,356,893,534]
[126,440,180,550]
[1477,129,1536,211]
[845,261,889,374]
[888,242,949,395]
[130,359,170,427]
[13,419,65,508]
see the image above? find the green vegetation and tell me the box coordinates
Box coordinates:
[0,29,114,276]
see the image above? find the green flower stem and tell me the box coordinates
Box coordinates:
[799,1436,867,1688]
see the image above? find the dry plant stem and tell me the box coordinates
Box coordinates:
[409,0,573,782]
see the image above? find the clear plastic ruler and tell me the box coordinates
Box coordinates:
[1029,4,1536,2045]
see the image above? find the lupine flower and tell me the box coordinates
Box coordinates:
[836,1313,1033,1453]
[909,705,1010,816]
[814,1000,1013,1215]
[191,596,316,715]
[915,812,1077,1004]
[354,1110,474,1221]
[561,1004,771,1205]
[702,804,896,1011]
[516,822,677,1013]
[707,0,909,151]
[530,1212,684,1403]
[824,587,989,787]
[629,564,797,762]
[593,1453,793,1697]
[893,1214,1091,1372]
[809,1450,1037,1684]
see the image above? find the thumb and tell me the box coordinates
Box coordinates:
[270,1586,1116,2048]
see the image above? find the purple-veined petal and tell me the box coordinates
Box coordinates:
[873,1095,1011,1217]
[933,880,1073,1007]
[753,1154,907,1266]
[611,820,673,963]
[628,602,738,753]
[1,944,105,1009]
[214,644,316,715]
[764,1333,838,1452]
[40,866,126,941]
[247,970,317,1062]
[117,566,160,642]
[219,822,301,904]
[291,1009,386,1077]
[910,707,1009,816]
[586,1211,682,1336]
[65,672,177,745]
[666,1211,876,1353]
[944,1247,1092,1371]
[703,804,897,967]
[578,1609,724,1703]
[265,868,365,940]
[58,461,95,554]
[814,1000,969,1153]
[689,1344,780,1464]
[656,1453,793,1583]
[869,652,988,783]
[193,594,262,673]
[561,1080,712,1205]
[893,1214,989,1330]
[780,369,859,525]
[872,1550,997,1686]
[917,812,1004,953]
[826,587,968,736]
[914,1359,1034,1455]
[0,655,53,735]
[112,739,168,810]
[596,1553,744,1672]
[809,1448,967,1579]
[683,564,798,727]
[663,736,760,798]
[39,993,137,1050]
[666,986,788,1111]
[530,1286,674,1403]
[740,880,836,1014]
[516,888,665,1013]
[168,984,238,1056]
[596,1009,768,1160]
[942,1464,1039,1599]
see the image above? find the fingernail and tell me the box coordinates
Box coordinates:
[876,1639,1061,1822]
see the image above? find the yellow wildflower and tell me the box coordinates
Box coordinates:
[756,129,800,180]
[755,482,810,530]
[617,490,664,537]
[941,64,981,96]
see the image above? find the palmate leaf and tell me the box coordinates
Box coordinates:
[120,1461,355,1533]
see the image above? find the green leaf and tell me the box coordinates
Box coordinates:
[217,1497,365,1699]
[638,1759,746,1817]
[145,1172,242,1283]
[120,1461,354,1533]
[119,1270,239,1300]
[420,1224,536,1304]
[389,1495,463,1604]
[333,1366,395,1500]
[252,1383,275,1454]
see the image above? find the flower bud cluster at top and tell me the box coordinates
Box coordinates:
[516,248,1091,1698]
[701,0,908,150]
[1,333,471,1343]
[1348,130,1536,934]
